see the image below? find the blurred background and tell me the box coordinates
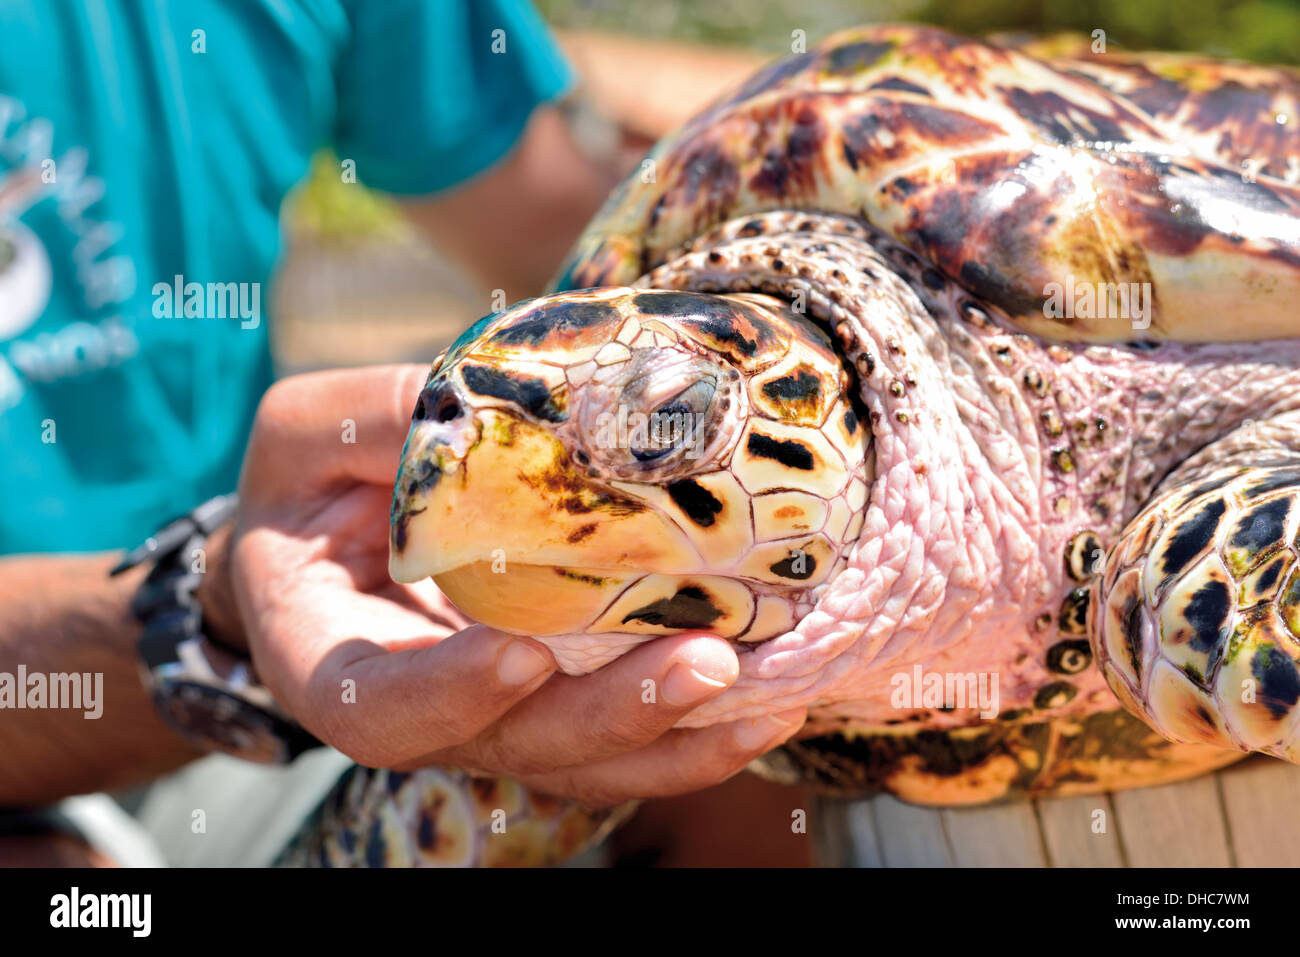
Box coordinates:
[273,0,1300,377]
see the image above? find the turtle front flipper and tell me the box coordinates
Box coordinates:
[1094,423,1300,761]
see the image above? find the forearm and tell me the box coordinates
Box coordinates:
[0,551,204,805]
[402,106,625,300]
[555,30,766,140]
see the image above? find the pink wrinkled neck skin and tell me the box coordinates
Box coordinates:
[539,215,1300,738]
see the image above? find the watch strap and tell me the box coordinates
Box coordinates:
[118,494,321,763]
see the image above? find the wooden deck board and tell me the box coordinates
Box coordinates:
[1104,775,1232,866]
[940,803,1048,867]
[812,798,883,867]
[1035,793,1126,866]
[813,757,1300,865]
[870,795,954,867]
[1217,756,1300,866]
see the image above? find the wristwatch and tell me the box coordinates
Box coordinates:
[111,494,321,764]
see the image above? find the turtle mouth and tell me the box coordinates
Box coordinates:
[431,562,643,637]
[432,560,803,668]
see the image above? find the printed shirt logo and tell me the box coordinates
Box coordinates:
[0,166,52,340]
[0,94,140,412]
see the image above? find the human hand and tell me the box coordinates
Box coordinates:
[219,364,805,806]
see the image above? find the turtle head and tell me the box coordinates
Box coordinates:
[390,288,871,670]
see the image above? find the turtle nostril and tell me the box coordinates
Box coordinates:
[435,395,462,422]
[414,381,464,423]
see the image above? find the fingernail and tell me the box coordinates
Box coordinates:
[662,662,730,707]
[497,641,551,685]
[733,708,804,750]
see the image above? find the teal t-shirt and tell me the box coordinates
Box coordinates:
[0,0,573,553]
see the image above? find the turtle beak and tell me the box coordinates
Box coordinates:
[388,378,704,634]
[388,377,485,581]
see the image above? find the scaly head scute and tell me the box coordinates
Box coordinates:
[389,285,871,671]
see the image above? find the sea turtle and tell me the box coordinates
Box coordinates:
[282,23,1300,866]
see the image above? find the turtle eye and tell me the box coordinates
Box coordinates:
[630,379,716,462]
[575,351,738,480]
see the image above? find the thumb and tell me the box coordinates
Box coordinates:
[240,363,430,503]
